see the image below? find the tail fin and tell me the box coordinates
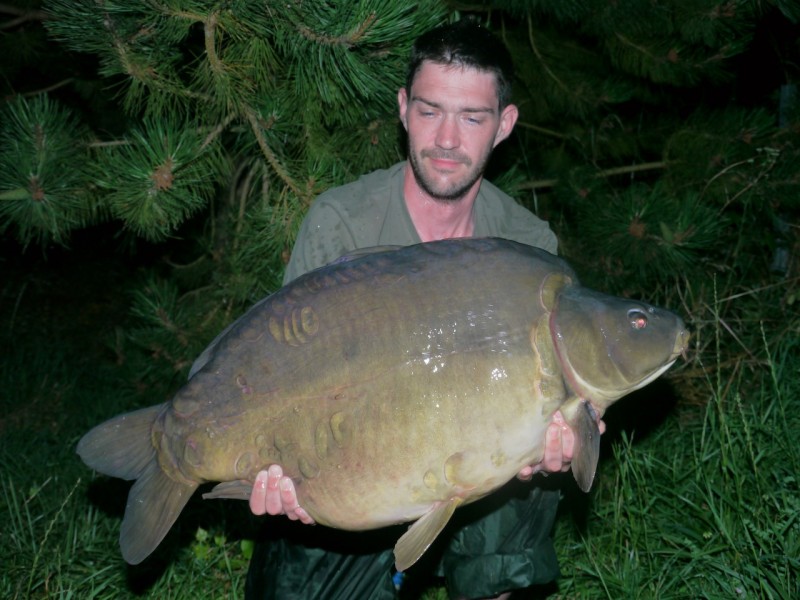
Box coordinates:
[77,404,198,564]
[77,404,164,480]
[120,456,198,564]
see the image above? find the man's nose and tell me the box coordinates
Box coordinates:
[435,115,460,149]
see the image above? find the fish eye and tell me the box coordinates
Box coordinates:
[628,309,648,330]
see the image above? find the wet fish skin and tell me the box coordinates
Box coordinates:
[77,237,688,570]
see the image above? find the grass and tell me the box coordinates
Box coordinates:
[550,320,799,599]
[1,241,797,599]
[1,381,251,599]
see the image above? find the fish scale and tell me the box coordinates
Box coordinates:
[77,237,689,571]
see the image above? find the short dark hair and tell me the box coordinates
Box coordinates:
[405,19,515,109]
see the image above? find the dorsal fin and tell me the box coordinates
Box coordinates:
[332,245,404,264]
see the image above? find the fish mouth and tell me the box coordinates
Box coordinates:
[632,357,678,395]
[676,328,691,361]
[576,326,691,409]
[629,327,690,394]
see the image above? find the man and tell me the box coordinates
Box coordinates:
[245,20,603,599]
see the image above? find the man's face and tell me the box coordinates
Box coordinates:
[398,61,518,202]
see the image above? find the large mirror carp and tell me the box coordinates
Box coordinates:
[78,238,689,570]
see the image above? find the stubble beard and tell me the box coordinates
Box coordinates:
[408,145,491,203]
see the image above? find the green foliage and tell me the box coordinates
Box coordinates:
[547,99,798,313]
[93,117,229,241]
[0,95,96,246]
[0,0,443,330]
[4,0,796,323]
[0,247,253,599]
[769,0,800,23]
[125,276,198,377]
[595,1,754,86]
[574,181,729,285]
[553,326,800,599]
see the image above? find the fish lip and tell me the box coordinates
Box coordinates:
[676,328,691,361]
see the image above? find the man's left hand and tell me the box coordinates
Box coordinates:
[517,410,606,480]
[249,464,316,524]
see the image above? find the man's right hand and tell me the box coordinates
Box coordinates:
[249,464,316,524]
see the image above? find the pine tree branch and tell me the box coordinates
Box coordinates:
[203,11,225,78]
[598,161,669,178]
[515,120,570,140]
[0,3,48,29]
[296,12,378,47]
[88,139,132,148]
[717,277,799,304]
[96,5,208,104]
[244,107,307,201]
[517,160,668,190]
[14,78,74,98]
[615,33,660,65]
[229,160,259,257]
[706,148,781,210]
[527,14,570,95]
[201,113,237,151]
[154,3,204,22]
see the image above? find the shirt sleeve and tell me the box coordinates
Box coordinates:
[282,199,358,284]
[474,185,558,255]
[513,213,558,255]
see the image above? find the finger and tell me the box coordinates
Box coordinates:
[560,420,575,465]
[267,463,283,488]
[264,464,285,516]
[294,507,316,525]
[249,470,269,516]
[517,464,534,480]
[540,420,564,473]
[279,476,300,519]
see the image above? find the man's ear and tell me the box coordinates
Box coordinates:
[493,103,519,147]
[398,88,409,131]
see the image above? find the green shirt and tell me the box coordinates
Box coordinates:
[249,162,563,597]
[283,161,557,283]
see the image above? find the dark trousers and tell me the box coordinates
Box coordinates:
[245,481,561,600]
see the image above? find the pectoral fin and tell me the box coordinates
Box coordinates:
[569,400,601,492]
[202,480,254,501]
[394,497,463,572]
